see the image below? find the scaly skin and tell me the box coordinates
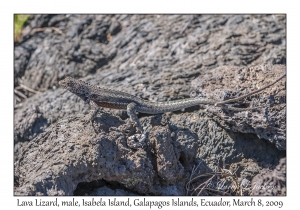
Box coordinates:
[59,74,285,132]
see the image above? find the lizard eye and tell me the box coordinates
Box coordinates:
[67,82,74,87]
[90,94,97,99]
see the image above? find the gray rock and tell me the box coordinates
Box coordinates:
[15,114,196,195]
[251,158,286,196]
[191,65,286,150]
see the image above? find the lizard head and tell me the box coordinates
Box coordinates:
[59,77,91,98]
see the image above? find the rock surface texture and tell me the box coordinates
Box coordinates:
[191,65,286,150]
[14,14,286,196]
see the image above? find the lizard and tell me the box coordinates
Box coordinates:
[59,73,286,132]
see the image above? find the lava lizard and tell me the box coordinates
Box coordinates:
[59,73,286,132]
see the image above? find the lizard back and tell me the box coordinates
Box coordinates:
[59,77,144,109]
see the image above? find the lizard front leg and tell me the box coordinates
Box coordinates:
[85,100,101,122]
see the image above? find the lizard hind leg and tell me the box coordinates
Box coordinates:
[126,102,146,149]
[127,102,143,133]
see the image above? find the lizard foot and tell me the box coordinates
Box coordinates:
[127,133,146,149]
[82,114,93,125]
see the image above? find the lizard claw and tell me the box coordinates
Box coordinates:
[127,134,146,149]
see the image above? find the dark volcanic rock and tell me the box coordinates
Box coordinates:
[15,14,286,93]
[251,158,286,196]
[191,64,286,150]
[15,114,197,195]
